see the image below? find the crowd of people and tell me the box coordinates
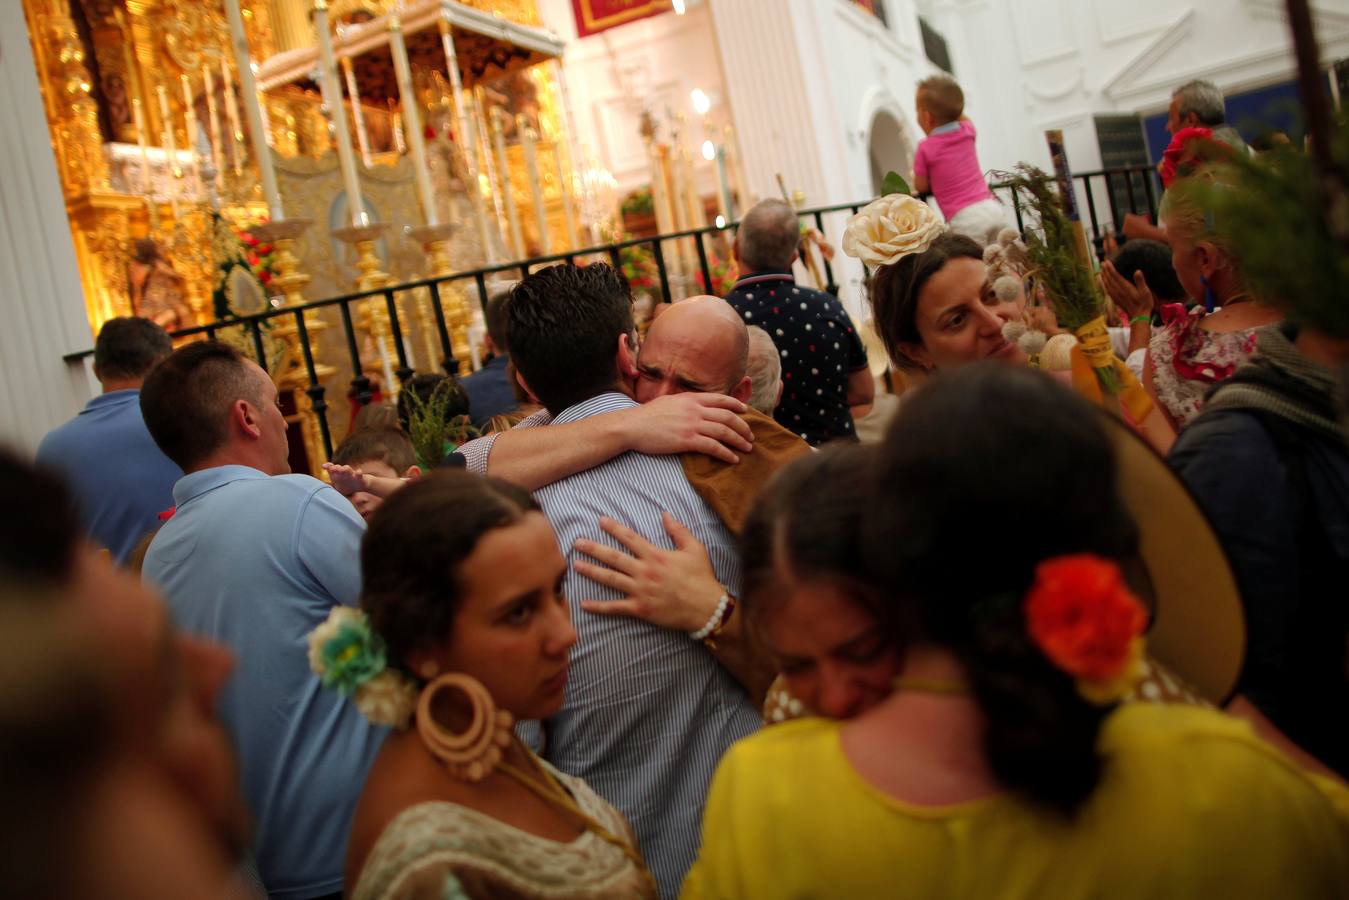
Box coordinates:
[6,72,1349,900]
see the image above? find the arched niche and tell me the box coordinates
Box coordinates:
[868,108,915,196]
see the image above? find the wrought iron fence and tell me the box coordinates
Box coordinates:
[62,165,1162,462]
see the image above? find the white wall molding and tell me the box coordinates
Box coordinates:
[1101,9,1197,102]
[1092,0,1190,46]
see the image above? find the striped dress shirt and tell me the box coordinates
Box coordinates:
[475,392,760,898]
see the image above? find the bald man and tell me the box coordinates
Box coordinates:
[635,295,753,403]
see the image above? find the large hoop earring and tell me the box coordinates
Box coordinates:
[416,673,514,782]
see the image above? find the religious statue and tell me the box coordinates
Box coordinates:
[129,238,194,332]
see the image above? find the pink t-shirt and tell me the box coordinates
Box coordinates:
[913,119,993,220]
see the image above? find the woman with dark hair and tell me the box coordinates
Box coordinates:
[680,366,1349,899]
[867,229,1027,372]
[313,470,654,899]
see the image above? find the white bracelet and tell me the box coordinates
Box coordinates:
[690,590,731,641]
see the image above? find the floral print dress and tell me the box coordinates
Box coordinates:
[1149,304,1262,427]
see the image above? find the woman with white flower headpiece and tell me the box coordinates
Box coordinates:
[843,194,1030,372]
[307,470,656,900]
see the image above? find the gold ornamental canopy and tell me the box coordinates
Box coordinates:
[256,0,564,103]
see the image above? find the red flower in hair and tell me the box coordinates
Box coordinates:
[424,124,436,140]
[1159,126,1229,188]
[1024,555,1147,682]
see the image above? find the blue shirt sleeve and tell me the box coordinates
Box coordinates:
[294,484,367,608]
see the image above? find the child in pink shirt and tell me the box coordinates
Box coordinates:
[912,75,1007,245]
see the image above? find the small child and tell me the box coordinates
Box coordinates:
[912,74,1007,245]
[328,427,421,522]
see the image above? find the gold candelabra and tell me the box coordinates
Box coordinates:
[253,217,335,476]
[408,222,473,373]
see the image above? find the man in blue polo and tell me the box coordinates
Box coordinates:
[139,341,382,900]
[37,317,182,563]
[459,281,519,428]
[726,199,873,445]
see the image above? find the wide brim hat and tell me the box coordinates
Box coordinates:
[1101,412,1245,705]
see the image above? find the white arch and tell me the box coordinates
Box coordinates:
[856,87,917,196]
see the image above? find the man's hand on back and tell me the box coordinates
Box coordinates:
[622,393,754,464]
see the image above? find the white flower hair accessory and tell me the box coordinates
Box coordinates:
[842,194,945,267]
[308,606,418,729]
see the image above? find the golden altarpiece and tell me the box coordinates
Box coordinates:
[22,0,587,471]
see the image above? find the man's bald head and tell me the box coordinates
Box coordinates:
[735,199,800,273]
[635,296,752,403]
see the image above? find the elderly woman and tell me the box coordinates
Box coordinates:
[680,366,1349,899]
[1140,167,1282,429]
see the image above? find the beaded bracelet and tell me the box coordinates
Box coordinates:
[690,590,732,641]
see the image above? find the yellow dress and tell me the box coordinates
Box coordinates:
[681,704,1349,899]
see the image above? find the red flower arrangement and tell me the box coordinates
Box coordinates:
[236,224,279,292]
[1024,555,1148,702]
[1159,127,1232,188]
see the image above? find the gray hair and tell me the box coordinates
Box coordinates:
[738,200,800,272]
[1172,80,1226,127]
[745,326,782,415]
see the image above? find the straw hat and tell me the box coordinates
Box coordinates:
[1101,412,1246,705]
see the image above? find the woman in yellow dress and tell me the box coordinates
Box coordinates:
[681,365,1349,900]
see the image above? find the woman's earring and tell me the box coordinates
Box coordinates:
[1200,274,1216,313]
[416,673,514,782]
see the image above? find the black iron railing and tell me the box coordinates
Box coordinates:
[61,165,1162,461]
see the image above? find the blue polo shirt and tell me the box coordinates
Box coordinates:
[142,466,386,900]
[35,389,181,563]
[460,353,518,429]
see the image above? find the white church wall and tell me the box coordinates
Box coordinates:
[920,0,1349,180]
[537,0,732,200]
[0,4,99,455]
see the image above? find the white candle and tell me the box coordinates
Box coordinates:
[341,57,373,167]
[312,0,366,226]
[492,108,525,258]
[438,18,493,260]
[518,115,549,255]
[389,16,437,226]
[202,64,225,183]
[223,0,283,218]
[180,75,201,193]
[133,97,151,194]
[220,59,243,175]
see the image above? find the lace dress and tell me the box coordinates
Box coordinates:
[352,761,654,900]
[1149,304,1262,427]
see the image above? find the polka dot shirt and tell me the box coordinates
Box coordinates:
[725,272,869,446]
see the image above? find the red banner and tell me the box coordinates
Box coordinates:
[572,0,670,38]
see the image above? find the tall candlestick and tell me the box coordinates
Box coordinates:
[224,0,283,218]
[220,58,244,176]
[553,141,579,249]
[312,0,366,226]
[715,145,732,224]
[340,57,373,167]
[180,75,201,193]
[389,16,438,227]
[133,97,151,194]
[518,115,549,255]
[202,64,225,184]
[492,108,525,258]
[157,82,180,225]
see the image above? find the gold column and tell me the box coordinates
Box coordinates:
[270,0,315,53]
